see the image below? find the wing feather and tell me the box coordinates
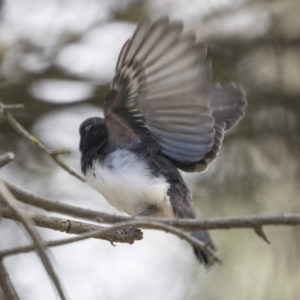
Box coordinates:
[104,17,247,169]
[210,83,247,131]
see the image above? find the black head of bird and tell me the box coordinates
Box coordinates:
[79,17,247,268]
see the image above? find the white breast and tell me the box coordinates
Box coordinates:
[85,149,174,217]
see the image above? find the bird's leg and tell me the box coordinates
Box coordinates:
[122,205,158,238]
[134,205,158,217]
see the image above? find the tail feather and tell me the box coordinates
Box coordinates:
[170,187,217,268]
[191,230,216,268]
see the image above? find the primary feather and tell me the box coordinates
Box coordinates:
[105,17,215,164]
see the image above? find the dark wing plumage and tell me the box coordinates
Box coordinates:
[104,17,247,171]
[104,17,214,164]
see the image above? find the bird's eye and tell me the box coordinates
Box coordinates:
[80,124,91,135]
[85,124,92,132]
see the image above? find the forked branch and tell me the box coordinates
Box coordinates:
[0,102,84,181]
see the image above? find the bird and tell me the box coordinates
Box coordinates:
[79,17,247,268]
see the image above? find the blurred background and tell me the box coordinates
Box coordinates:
[0,0,300,299]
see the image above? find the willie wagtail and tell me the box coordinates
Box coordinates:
[79,17,247,267]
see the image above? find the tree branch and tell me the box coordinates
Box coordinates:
[0,101,84,181]
[0,179,67,300]
[0,218,221,264]
[5,180,300,232]
[0,259,20,300]
[0,153,15,169]
[1,204,143,245]
[1,181,221,264]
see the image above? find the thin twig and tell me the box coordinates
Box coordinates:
[0,219,221,264]
[0,152,15,169]
[5,180,300,231]
[1,204,143,245]
[0,259,20,300]
[0,179,67,300]
[254,227,271,244]
[0,102,84,181]
[0,103,24,112]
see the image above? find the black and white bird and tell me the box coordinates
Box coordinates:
[79,17,247,267]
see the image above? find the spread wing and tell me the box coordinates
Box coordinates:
[104,17,247,170]
[104,17,214,164]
